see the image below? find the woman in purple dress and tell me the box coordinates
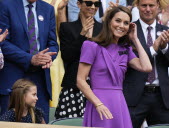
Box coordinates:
[77,6,152,128]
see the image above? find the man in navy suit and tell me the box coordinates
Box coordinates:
[123,0,169,127]
[0,0,58,123]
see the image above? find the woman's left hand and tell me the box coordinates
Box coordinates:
[128,23,138,42]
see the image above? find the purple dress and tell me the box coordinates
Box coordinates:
[80,41,136,128]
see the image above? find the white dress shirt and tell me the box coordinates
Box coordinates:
[139,19,169,85]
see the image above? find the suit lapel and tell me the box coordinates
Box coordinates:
[15,0,29,37]
[93,20,101,37]
[36,0,44,50]
[74,18,83,35]
[155,23,163,64]
[135,20,147,51]
[136,20,154,62]
[156,23,162,39]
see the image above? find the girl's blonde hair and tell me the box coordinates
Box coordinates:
[9,79,37,123]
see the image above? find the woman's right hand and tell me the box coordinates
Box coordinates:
[96,104,113,120]
[80,17,94,36]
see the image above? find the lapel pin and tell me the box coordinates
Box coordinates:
[38,15,44,21]
[157,31,161,36]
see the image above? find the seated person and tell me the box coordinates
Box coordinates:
[0,79,45,124]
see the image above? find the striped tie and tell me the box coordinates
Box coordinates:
[27,4,38,55]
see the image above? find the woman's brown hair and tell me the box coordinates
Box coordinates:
[91,5,132,47]
[9,79,36,123]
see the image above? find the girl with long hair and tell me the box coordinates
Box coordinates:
[0,79,45,124]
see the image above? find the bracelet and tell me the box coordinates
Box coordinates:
[95,103,103,108]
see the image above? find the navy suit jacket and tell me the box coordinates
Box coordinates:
[0,0,58,99]
[123,20,169,108]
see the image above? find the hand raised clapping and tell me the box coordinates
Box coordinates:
[80,16,94,38]
[31,48,57,69]
[153,29,169,51]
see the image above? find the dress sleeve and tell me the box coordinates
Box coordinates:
[80,40,98,65]
[128,46,137,62]
[35,107,44,123]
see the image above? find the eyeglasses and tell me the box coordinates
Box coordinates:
[81,1,102,7]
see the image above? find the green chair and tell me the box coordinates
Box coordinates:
[49,117,83,126]
[49,107,56,122]
[146,124,169,128]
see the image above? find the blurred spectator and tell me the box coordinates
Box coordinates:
[158,0,169,27]
[68,0,127,22]
[131,0,140,22]
[127,0,134,5]
[0,29,8,70]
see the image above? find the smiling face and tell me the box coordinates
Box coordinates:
[77,0,99,18]
[24,86,38,108]
[110,11,130,41]
[138,0,159,25]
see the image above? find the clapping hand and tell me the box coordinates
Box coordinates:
[31,48,57,69]
[153,30,169,51]
[0,29,8,42]
[159,29,169,49]
[80,16,94,38]
[102,0,119,21]
[109,0,119,8]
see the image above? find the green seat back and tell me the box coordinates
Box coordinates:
[49,117,83,126]
[49,107,56,122]
[147,124,169,128]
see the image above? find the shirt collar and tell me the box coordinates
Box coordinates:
[22,0,36,8]
[139,18,156,30]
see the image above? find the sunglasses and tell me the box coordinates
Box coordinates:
[81,1,102,7]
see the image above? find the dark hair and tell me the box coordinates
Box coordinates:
[91,6,132,47]
[9,79,37,123]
